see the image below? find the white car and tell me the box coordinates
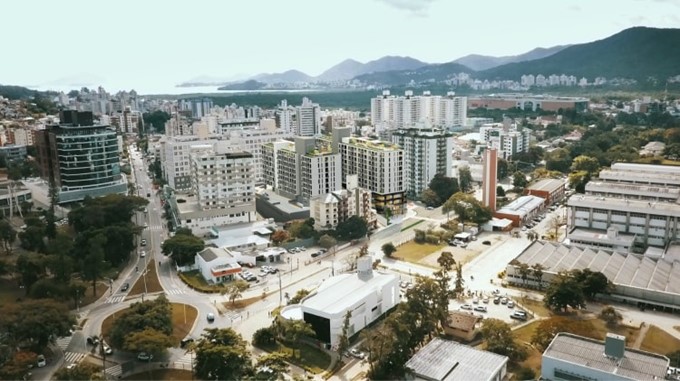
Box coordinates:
[37,355,46,368]
[349,348,365,359]
[460,304,473,310]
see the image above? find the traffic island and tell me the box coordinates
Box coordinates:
[127,259,163,296]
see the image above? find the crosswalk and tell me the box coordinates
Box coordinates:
[64,352,86,365]
[105,364,122,378]
[175,352,193,368]
[165,289,185,295]
[55,336,72,350]
[146,224,164,232]
[105,295,126,304]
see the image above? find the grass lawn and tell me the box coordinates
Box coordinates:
[80,282,110,306]
[179,270,225,293]
[101,303,197,345]
[393,241,446,264]
[128,259,163,296]
[516,296,553,318]
[640,325,680,355]
[122,369,193,380]
[260,342,331,374]
[223,294,266,310]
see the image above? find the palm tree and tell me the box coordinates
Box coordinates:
[531,263,545,290]
[517,262,531,287]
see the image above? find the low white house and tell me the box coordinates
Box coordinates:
[280,257,399,346]
[195,247,251,284]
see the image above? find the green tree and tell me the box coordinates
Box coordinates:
[54,362,103,381]
[15,252,47,293]
[531,263,545,290]
[426,174,459,206]
[109,296,173,349]
[458,167,473,192]
[0,221,17,255]
[571,155,601,173]
[573,269,611,299]
[443,192,492,225]
[194,328,252,381]
[531,317,596,351]
[512,171,528,189]
[252,326,277,347]
[544,271,587,312]
[517,262,531,286]
[0,351,37,381]
[288,289,310,305]
[335,215,367,241]
[568,170,591,193]
[318,234,337,250]
[496,185,505,197]
[225,280,250,305]
[480,318,526,362]
[18,225,45,252]
[420,188,440,207]
[124,327,173,356]
[381,242,396,258]
[255,352,290,380]
[161,232,205,266]
[0,300,75,348]
[497,158,509,180]
[81,234,108,297]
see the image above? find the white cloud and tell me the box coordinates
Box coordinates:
[375,0,437,15]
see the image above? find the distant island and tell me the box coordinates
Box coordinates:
[217,80,267,91]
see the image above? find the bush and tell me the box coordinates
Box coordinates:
[253,327,277,348]
[515,366,536,380]
[414,229,426,243]
[425,234,440,244]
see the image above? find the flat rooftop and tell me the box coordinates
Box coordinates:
[206,221,273,249]
[405,337,508,381]
[496,195,545,217]
[568,195,680,217]
[586,181,680,200]
[527,178,564,193]
[302,272,397,315]
[544,333,669,381]
[257,189,309,214]
[568,228,636,247]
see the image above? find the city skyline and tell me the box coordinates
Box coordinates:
[2,0,680,93]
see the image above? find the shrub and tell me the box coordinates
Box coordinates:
[253,326,277,348]
[425,234,440,244]
[515,366,536,380]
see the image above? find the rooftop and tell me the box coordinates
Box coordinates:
[543,333,669,381]
[568,195,680,217]
[341,137,401,151]
[198,247,235,263]
[301,271,398,315]
[585,181,680,200]
[568,227,636,247]
[206,220,274,250]
[496,195,545,217]
[513,241,680,294]
[527,178,564,193]
[444,311,478,332]
[405,337,508,381]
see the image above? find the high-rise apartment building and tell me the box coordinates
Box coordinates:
[262,137,341,201]
[339,135,406,214]
[168,146,256,235]
[479,124,531,160]
[275,100,295,133]
[35,110,127,203]
[391,128,453,198]
[482,147,498,211]
[371,91,467,130]
[310,175,377,230]
[180,98,213,119]
[295,97,320,136]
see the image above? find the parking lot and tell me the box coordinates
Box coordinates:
[448,293,532,325]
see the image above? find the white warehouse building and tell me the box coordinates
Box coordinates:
[280,257,399,346]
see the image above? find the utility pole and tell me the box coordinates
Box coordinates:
[278,272,282,306]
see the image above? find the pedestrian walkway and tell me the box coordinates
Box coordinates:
[105,364,122,378]
[174,352,193,369]
[63,352,87,365]
[146,224,164,231]
[105,295,126,304]
[55,336,73,350]
[165,289,185,295]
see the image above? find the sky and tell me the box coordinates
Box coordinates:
[2,0,680,94]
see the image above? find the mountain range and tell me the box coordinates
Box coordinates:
[184,27,680,89]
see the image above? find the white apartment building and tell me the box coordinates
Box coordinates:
[370,90,467,130]
[275,100,295,133]
[262,137,342,201]
[478,124,531,159]
[310,174,377,230]
[339,136,406,214]
[567,163,680,248]
[390,128,454,198]
[295,97,321,136]
[160,135,227,191]
[168,147,256,235]
[164,113,193,136]
[222,125,293,184]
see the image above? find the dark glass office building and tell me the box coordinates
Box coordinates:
[36,110,127,203]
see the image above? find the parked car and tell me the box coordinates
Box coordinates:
[473,305,487,312]
[472,297,479,304]
[426,206,434,210]
[493,297,500,304]
[207,313,215,323]
[500,297,508,305]
[319,248,328,254]
[139,251,146,258]
[121,283,130,292]
[482,297,489,304]
[507,300,515,308]
[101,343,113,355]
[482,240,491,245]
[311,251,321,258]
[266,267,279,274]
[36,355,46,368]
[137,352,153,361]
[259,269,269,277]
[349,348,365,359]
[460,304,473,310]
[86,336,100,346]
[510,310,528,321]
[140,239,147,246]
[448,240,458,246]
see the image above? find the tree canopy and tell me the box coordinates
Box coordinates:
[194,328,252,381]
[161,231,205,266]
[442,192,493,225]
[109,295,173,351]
[424,174,459,207]
[335,216,368,241]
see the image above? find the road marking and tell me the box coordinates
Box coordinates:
[55,336,72,350]
[105,364,122,377]
[165,289,185,295]
[105,295,125,304]
[64,352,86,364]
